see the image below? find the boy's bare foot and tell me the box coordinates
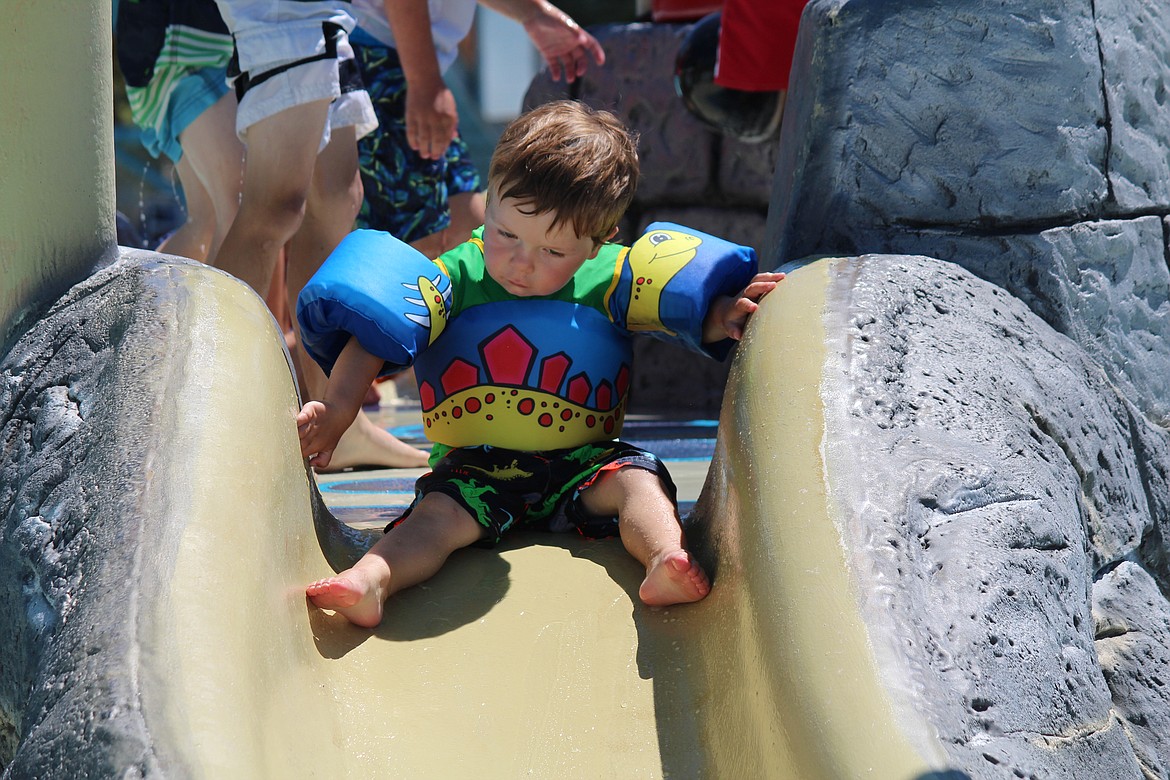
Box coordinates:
[306,566,388,628]
[639,550,710,606]
[320,410,430,471]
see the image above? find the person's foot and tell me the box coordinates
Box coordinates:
[319,409,430,471]
[362,382,382,409]
[639,550,710,606]
[306,564,389,628]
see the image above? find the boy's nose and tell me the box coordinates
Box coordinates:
[511,247,535,272]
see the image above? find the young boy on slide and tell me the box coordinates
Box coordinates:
[295,100,784,627]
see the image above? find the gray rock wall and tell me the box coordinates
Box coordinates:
[824,254,1170,779]
[762,1,1170,777]
[524,22,779,414]
[0,257,172,775]
[768,0,1170,425]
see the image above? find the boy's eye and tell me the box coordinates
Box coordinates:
[545,248,565,257]
[498,229,517,239]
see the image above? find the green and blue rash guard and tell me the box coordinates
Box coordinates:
[296,222,759,453]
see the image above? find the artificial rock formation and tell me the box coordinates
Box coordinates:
[769,0,1170,424]
[817,254,1170,778]
[761,0,1170,776]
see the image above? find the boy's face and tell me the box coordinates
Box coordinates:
[482,196,608,297]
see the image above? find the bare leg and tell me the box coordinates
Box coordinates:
[284,126,430,469]
[446,190,485,246]
[175,90,245,261]
[408,190,486,259]
[157,155,216,261]
[267,248,296,352]
[210,98,331,295]
[579,466,711,606]
[306,492,485,627]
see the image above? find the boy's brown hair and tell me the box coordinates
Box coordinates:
[488,100,640,246]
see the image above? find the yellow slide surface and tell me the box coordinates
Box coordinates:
[142,259,945,778]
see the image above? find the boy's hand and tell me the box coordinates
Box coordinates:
[706,272,786,342]
[297,400,347,469]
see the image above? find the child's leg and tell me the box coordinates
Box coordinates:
[307,492,485,627]
[578,467,711,606]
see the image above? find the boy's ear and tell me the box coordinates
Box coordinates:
[589,225,621,257]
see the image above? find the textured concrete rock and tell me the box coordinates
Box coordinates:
[1093,563,1170,777]
[1098,0,1170,211]
[526,22,718,206]
[821,254,1170,779]
[0,254,349,777]
[763,0,1170,429]
[770,0,1108,262]
[800,215,1170,424]
[0,256,172,775]
[719,136,782,209]
[525,21,778,229]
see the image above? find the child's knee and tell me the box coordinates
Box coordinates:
[412,492,485,545]
[581,465,670,515]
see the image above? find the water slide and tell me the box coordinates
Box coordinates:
[122,259,944,778]
[1,3,949,775]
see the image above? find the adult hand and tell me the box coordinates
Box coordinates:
[405,75,458,160]
[523,1,605,83]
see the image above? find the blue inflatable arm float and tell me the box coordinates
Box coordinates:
[608,222,758,360]
[297,230,450,376]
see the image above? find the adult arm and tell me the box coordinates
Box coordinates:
[382,0,458,160]
[479,0,605,82]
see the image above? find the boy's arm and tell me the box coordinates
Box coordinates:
[382,0,457,160]
[296,336,386,468]
[701,272,786,343]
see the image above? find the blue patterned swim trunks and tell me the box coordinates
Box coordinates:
[352,39,483,243]
[389,441,678,545]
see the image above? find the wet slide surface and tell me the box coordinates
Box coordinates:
[309,410,719,777]
[4,258,935,778]
[138,260,933,779]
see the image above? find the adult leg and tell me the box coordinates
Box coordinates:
[285,125,430,468]
[211,98,332,295]
[579,466,710,606]
[306,492,485,627]
[181,91,293,350]
[175,89,245,261]
[157,155,216,261]
[447,191,486,239]
[405,173,486,258]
